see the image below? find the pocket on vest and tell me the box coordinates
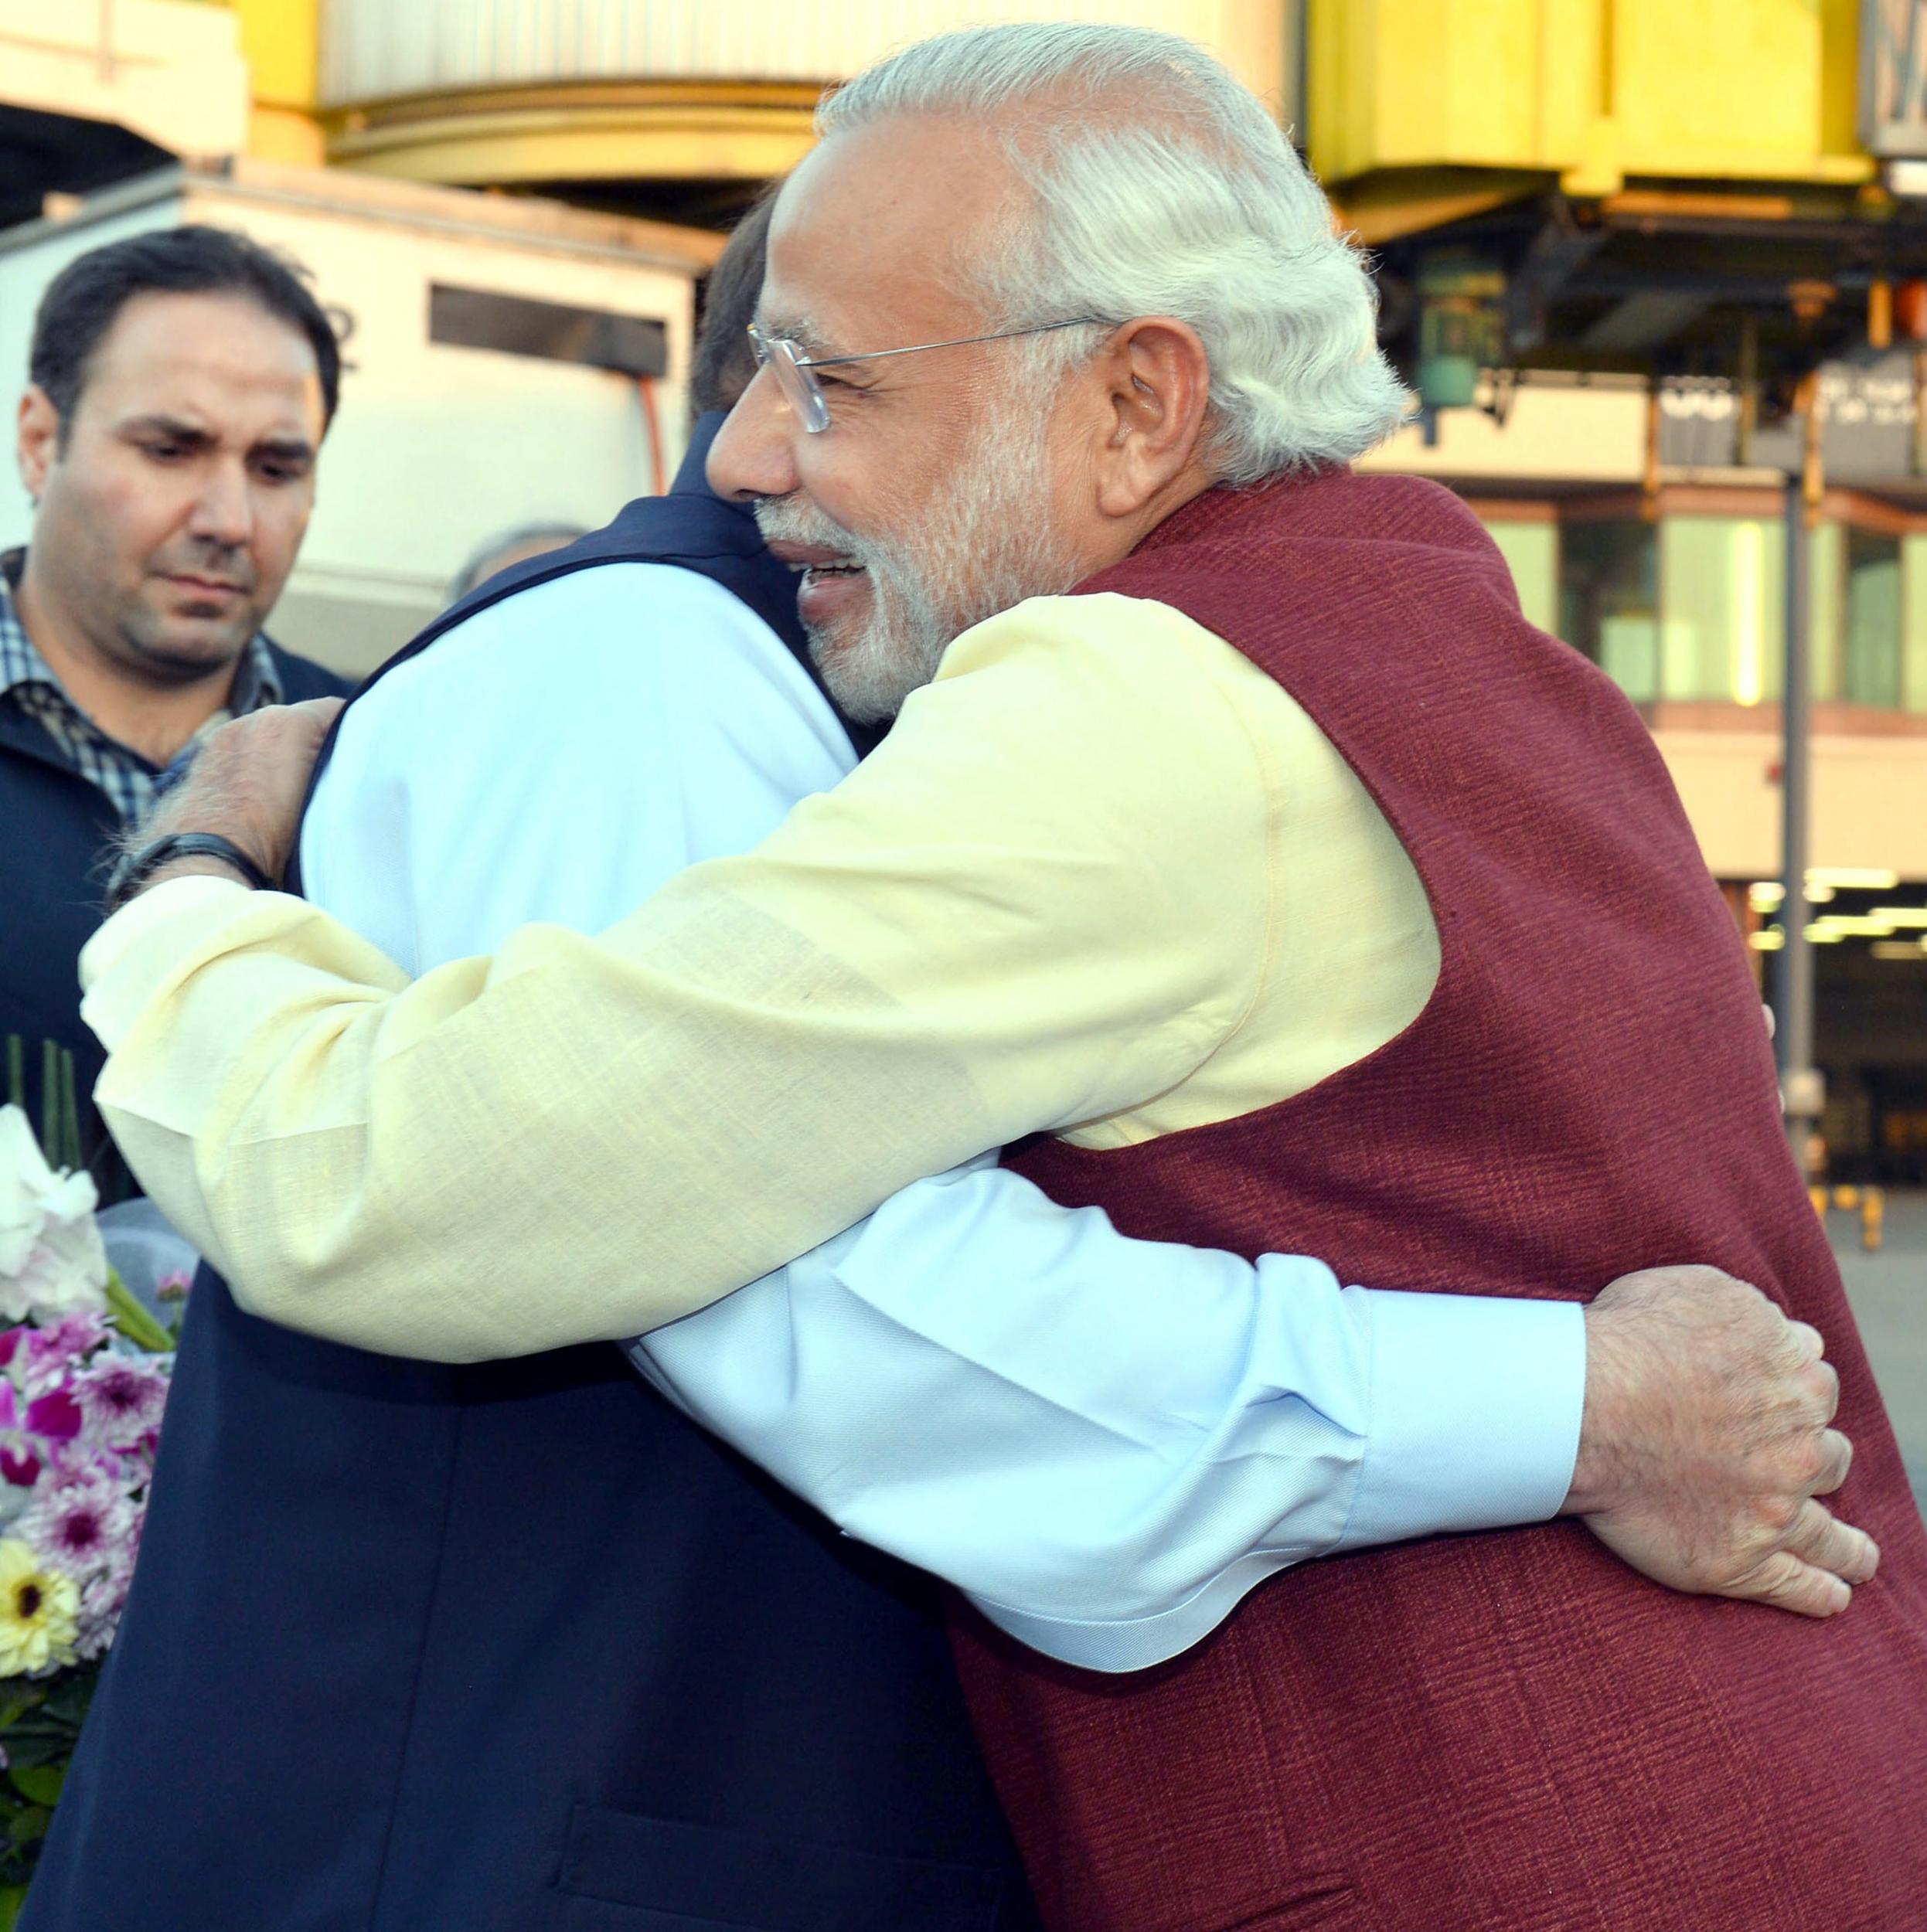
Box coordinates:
[554,1802,1006,1931]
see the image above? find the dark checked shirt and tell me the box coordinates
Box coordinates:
[0,548,283,825]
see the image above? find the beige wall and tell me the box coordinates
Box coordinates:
[1361,382,1647,485]
[1656,731,1927,884]
[0,0,247,161]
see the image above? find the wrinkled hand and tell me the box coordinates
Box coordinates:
[129,697,346,891]
[1564,1264,1878,1618]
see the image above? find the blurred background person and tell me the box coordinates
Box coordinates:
[446,522,589,605]
[1,226,348,1198]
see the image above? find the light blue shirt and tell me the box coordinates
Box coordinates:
[301,561,1585,1673]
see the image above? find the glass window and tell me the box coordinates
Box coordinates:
[1843,528,1903,709]
[1556,504,1926,710]
[1559,520,1659,701]
[1902,535,1927,713]
[1658,516,1785,706]
[1482,519,1558,633]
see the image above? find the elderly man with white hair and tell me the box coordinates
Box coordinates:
[66,22,1927,1932]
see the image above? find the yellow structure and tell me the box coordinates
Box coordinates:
[227,0,325,166]
[1310,0,1870,239]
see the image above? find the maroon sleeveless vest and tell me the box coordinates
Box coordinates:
[956,472,1927,1932]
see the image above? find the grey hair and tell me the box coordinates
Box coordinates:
[816,23,1410,484]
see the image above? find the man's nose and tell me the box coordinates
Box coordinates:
[186,460,254,549]
[707,367,801,504]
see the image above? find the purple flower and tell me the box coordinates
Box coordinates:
[0,1328,24,1369]
[19,1475,131,1579]
[23,1389,83,1442]
[72,1355,169,1445]
[155,1271,192,1304]
[24,1313,109,1391]
[0,1447,39,1491]
[74,1563,133,1659]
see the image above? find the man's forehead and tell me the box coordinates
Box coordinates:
[761,117,1015,346]
[85,292,324,435]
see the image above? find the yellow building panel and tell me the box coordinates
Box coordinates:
[1609,0,1861,179]
[228,0,318,111]
[1312,0,1875,194]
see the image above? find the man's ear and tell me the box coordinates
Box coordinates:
[17,386,60,503]
[1088,318,1212,521]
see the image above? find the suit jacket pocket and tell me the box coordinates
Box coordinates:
[556,1803,1006,1932]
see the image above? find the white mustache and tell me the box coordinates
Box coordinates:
[753,497,874,570]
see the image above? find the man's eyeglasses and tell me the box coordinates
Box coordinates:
[745,318,1104,434]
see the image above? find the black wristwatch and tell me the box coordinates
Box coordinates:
[103,832,274,917]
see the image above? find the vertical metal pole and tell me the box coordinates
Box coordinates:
[1779,470,1820,1157]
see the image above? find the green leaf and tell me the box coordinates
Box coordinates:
[103,1273,174,1355]
[8,1767,62,1808]
[38,1676,94,1728]
[5,1808,46,1849]
[56,1051,79,1175]
[37,1043,56,1165]
[0,1879,27,1930]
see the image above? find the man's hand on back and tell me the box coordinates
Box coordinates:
[120,697,346,896]
[1563,1265,1877,1617]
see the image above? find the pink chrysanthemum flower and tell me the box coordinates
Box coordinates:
[18,1473,131,1581]
[23,1314,110,1394]
[73,1563,134,1660]
[70,1355,169,1447]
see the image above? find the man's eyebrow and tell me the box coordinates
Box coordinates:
[117,415,314,463]
[119,413,213,446]
[757,313,849,360]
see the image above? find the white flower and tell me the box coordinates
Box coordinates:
[0,1106,107,1325]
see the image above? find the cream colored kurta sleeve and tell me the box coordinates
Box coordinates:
[80,594,1271,1361]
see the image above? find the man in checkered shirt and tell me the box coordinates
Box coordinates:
[2,226,347,1194]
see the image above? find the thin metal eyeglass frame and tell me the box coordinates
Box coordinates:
[746,318,1105,433]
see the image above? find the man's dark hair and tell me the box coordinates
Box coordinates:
[689,188,779,418]
[29,223,342,439]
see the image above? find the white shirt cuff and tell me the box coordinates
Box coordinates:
[1336,1288,1585,1549]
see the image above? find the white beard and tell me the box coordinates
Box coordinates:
[754,399,1086,722]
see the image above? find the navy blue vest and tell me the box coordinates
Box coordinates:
[26,419,1034,1931]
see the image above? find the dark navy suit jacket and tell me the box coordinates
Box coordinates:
[25,417,1037,1932]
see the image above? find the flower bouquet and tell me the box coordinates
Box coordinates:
[0,1043,176,1926]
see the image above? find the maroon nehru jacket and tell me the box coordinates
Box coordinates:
[952,472,1927,1932]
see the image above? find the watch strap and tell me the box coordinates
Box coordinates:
[104,832,274,917]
